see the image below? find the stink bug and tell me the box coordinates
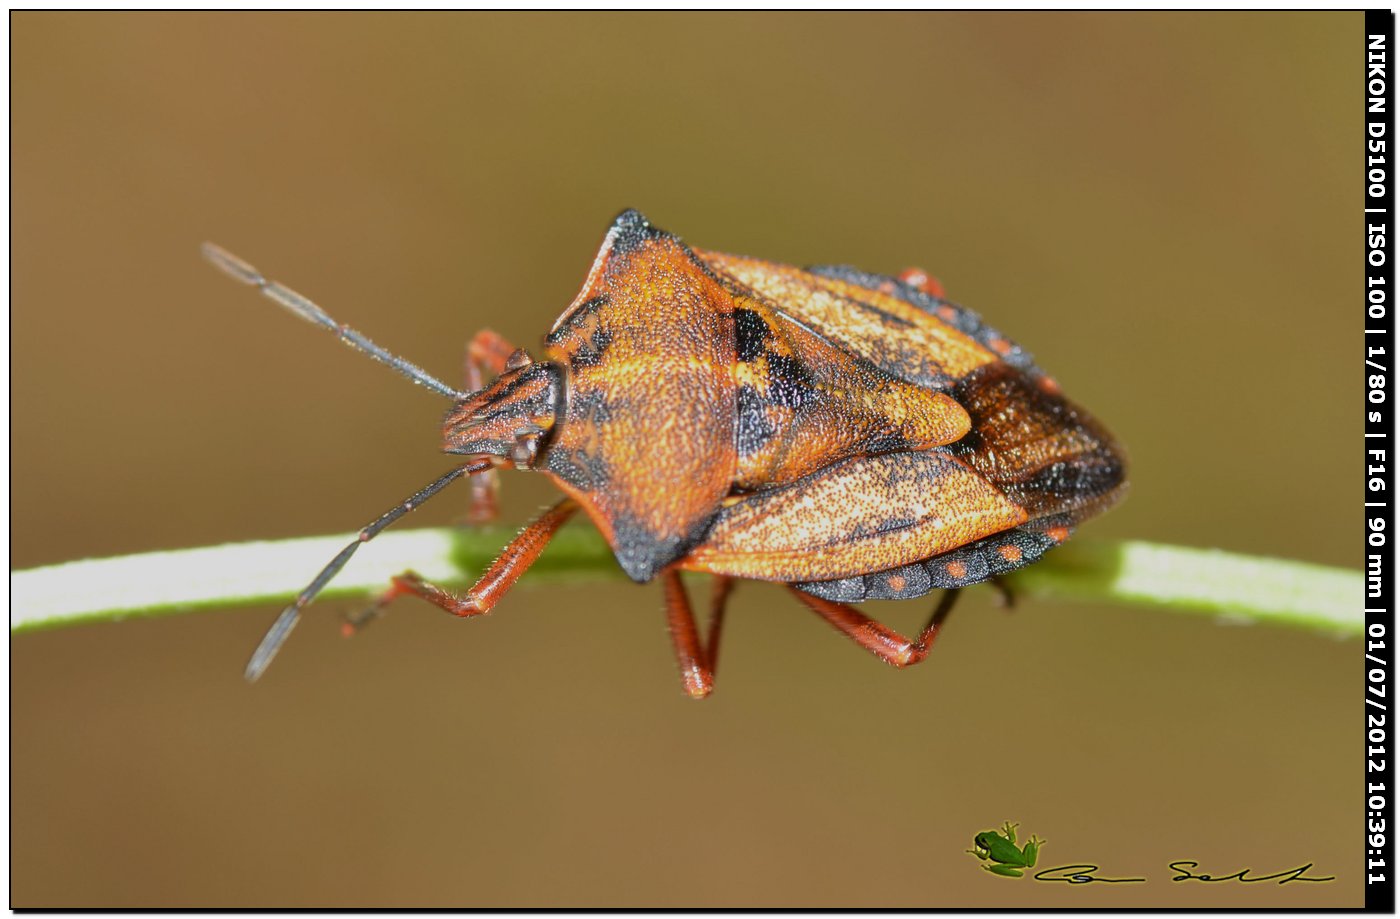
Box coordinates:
[204,209,1125,697]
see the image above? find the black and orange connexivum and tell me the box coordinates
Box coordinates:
[205,209,1126,698]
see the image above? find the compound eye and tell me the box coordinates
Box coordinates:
[509,425,543,469]
[504,349,533,371]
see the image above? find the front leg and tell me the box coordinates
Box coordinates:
[464,328,521,386]
[461,329,524,525]
[346,498,578,629]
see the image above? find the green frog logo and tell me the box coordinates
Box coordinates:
[967,821,1044,878]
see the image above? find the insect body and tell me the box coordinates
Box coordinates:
[204,209,1125,697]
[969,822,1044,878]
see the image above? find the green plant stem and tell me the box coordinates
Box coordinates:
[10,530,1363,638]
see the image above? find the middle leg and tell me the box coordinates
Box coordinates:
[662,572,735,699]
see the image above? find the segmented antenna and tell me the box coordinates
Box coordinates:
[201,242,467,400]
[243,458,494,681]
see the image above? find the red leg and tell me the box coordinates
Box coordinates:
[463,473,501,527]
[990,576,1016,610]
[787,587,960,668]
[464,328,520,386]
[461,329,521,525]
[706,576,734,680]
[898,267,946,299]
[346,498,578,632]
[662,572,735,699]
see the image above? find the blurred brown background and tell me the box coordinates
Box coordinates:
[13,12,1359,907]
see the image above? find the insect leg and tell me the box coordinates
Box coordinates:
[464,328,521,385]
[662,570,723,699]
[897,267,946,299]
[346,498,579,628]
[785,587,961,668]
[705,576,735,682]
[990,576,1016,609]
[463,471,502,526]
[460,330,524,525]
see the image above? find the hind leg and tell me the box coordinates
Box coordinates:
[787,587,960,668]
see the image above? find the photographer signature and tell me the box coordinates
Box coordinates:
[1166,861,1335,885]
[967,822,1334,885]
[1030,862,1334,885]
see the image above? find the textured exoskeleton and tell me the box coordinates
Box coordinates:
[211,209,1126,697]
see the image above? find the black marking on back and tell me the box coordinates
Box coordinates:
[610,516,686,583]
[571,390,614,426]
[1005,457,1127,520]
[546,295,610,345]
[765,353,816,410]
[847,514,919,541]
[859,431,912,456]
[569,327,615,368]
[733,307,771,362]
[542,444,608,493]
[606,208,658,256]
[736,384,777,459]
[610,511,716,584]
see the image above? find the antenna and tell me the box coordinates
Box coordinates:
[243,457,494,681]
[201,242,467,400]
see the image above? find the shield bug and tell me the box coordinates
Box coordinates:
[204,209,1125,697]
